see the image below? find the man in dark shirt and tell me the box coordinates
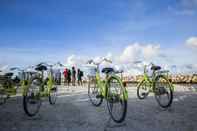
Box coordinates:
[77,69,83,86]
[67,69,71,86]
[72,66,76,86]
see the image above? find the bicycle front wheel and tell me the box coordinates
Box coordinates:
[88,77,103,106]
[154,75,173,108]
[107,76,127,123]
[23,77,42,117]
[49,85,58,105]
[137,80,150,99]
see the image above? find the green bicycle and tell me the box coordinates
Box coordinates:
[0,69,20,105]
[137,63,174,108]
[23,63,58,117]
[10,67,36,96]
[87,58,128,123]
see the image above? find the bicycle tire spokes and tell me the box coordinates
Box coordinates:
[137,80,150,99]
[49,85,58,105]
[108,79,122,102]
[107,77,127,123]
[88,78,103,106]
[23,78,41,117]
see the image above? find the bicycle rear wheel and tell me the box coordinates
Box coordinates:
[107,76,127,123]
[23,77,41,117]
[88,77,103,106]
[154,75,173,108]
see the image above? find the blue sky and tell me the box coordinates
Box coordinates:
[0,0,197,73]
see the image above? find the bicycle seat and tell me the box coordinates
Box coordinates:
[102,67,114,74]
[35,65,47,71]
[151,65,161,71]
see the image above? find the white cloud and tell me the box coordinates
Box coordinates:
[65,41,197,76]
[0,65,9,71]
[121,63,145,76]
[115,43,161,75]
[142,44,160,59]
[119,43,141,64]
[186,36,197,49]
[66,43,162,76]
[169,64,197,74]
[66,55,87,66]
[119,43,160,64]
[0,65,9,75]
[93,56,102,64]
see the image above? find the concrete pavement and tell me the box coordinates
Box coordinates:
[0,84,197,131]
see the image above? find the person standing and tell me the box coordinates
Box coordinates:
[77,69,81,86]
[63,68,68,86]
[72,66,76,86]
[77,69,83,86]
[80,70,84,86]
[55,69,61,85]
[67,69,71,86]
[58,69,61,85]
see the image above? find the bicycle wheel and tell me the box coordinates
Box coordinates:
[137,80,150,99]
[23,77,42,117]
[107,76,127,123]
[154,75,173,108]
[49,85,57,105]
[88,77,103,106]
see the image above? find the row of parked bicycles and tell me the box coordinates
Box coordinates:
[87,58,174,123]
[0,59,174,123]
[0,62,58,116]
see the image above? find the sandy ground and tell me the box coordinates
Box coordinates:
[0,84,196,131]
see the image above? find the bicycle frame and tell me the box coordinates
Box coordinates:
[88,58,128,101]
[95,67,128,101]
[95,70,108,98]
[0,79,16,96]
[0,72,19,96]
[38,67,55,97]
[46,69,54,95]
[21,72,33,96]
